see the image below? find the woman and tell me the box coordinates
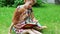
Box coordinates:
[9,0,47,34]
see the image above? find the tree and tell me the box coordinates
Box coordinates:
[55,0,60,4]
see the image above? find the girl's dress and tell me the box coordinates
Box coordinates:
[13,5,41,34]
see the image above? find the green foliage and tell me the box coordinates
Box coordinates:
[13,0,24,7]
[34,0,42,7]
[0,0,43,7]
[13,0,43,7]
[5,0,14,7]
[0,0,6,7]
[0,0,14,7]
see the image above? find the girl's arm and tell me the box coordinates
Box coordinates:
[30,10,38,22]
[8,23,14,34]
[31,12,34,20]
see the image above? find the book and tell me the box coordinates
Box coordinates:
[20,24,37,29]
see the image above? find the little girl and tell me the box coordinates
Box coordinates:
[9,0,47,34]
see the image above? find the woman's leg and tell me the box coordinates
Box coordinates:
[32,29,42,34]
[21,29,35,34]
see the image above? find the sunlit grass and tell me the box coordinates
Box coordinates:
[0,4,60,34]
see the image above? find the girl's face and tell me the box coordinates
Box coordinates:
[24,0,36,5]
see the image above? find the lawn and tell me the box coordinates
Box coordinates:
[0,4,60,34]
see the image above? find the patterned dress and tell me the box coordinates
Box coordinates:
[13,5,41,34]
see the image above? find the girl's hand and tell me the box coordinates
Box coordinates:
[33,18,38,22]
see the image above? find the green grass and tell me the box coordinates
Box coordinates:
[0,4,60,34]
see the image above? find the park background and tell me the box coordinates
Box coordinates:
[0,0,60,34]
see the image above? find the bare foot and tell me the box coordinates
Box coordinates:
[41,26,47,29]
[8,33,11,34]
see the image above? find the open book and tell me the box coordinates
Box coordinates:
[20,24,37,29]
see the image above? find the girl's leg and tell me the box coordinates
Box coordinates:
[32,29,42,34]
[21,29,35,34]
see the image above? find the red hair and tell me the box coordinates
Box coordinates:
[12,8,26,25]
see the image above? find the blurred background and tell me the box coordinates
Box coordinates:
[0,0,60,7]
[0,0,60,34]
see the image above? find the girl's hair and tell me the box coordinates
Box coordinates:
[12,0,35,25]
[12,8,26,25]
[24,0,36,4]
